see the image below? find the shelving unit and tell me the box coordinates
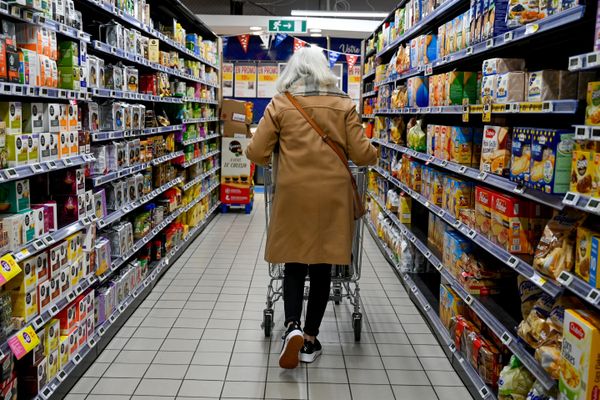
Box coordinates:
[360,0,599,396]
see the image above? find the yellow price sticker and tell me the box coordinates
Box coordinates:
[8,325,40,360]
[0,253,21,287]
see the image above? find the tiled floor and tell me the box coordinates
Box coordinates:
[66,195,473,400]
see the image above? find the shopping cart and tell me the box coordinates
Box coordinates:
[261,159,367,341]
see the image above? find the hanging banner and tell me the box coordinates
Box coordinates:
[346,54,359,69]
[237,34,250,53]
[274,33,287,47]
[258,33,271,48]
[257,65,278,98]
[328,51,340,69]
[222,36,229,53]
[222,63,234,97]
[347,65,361,100]
[234,64,257,97]
[293,37,306,52]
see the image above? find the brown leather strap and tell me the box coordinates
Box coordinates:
[284,92,359,191]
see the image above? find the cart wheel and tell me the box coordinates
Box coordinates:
[352,313,362,342]
[333,287,342,305]
[262,309,273,337]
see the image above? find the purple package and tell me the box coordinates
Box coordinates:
[31,202,58,232]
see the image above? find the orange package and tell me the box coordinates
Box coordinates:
[490,193,532,254]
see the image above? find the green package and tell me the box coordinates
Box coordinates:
[463,71,479,105]
[447,71,464,105]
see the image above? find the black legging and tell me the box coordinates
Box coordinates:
[283,263,332,337]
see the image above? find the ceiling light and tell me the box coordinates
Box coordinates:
[252,31,263,35]
[310,33,322,37]
[249,26,263,31]
[309,28,322,33]
[291,10,388,18]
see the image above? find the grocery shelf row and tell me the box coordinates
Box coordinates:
[362,114,375,119]
[563,192,600,216]
[180,149,221,169]
[181,132,220,146]
[181,117,220,124]
[183,166,221,191]
[370,138,566,209]
[364,218,497,399]
[362,90,377,98]
[90,40,219,87]
[0,154,94,184]
[91,124,185,142]
[34,201,221,400]
[373,100,579,115]
[90,150,185,187]
[89,88,190,104]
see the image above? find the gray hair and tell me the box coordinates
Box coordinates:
[276,46,338,93]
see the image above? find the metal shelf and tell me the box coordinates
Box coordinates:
[362,90,378,98]
[97,177,184,228]
[0,81,89,100]
[79,0,220,70]
[181,117,219,124]
[181,133,220,146]
[371,138,565,210]
[563,191,600,216]
[89,87,185,104]
[180,149,220,168]
[364,218,497,399]
[183,166,221,191]
[0,154,94,184]
[375,0,468,58]
[97,184,220,284]
[34,201,220,400]
[90,151,184,187]
[362,114,375,119]
[182,97,219,105]
[374,6,585,87]
[367,192,556,391]
[374,100,579,115]
[371,166,563,298]
[91,125,183,142]
[90,40,218,87]
[362,70,375,81]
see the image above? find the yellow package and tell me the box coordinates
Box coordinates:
[58,335,69,370]
[439,284,466,331]
[571,141,596,195]
[586,81,600,125]
[560,309,600,400]
[398,194,411,224]
[575,226,594,283]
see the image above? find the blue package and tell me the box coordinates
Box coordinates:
[591,236,599,288]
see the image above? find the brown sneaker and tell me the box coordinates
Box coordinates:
[278,324,304,369]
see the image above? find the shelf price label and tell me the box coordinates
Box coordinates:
[8,325,40,359]
[482,104,492,122]
[462,105,469,123]
[0,253,21,287]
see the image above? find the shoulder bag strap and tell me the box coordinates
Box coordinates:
[285,92,365,218]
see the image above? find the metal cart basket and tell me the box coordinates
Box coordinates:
[261,161,367,341]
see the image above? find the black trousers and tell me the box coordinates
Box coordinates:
[283,263,332,337]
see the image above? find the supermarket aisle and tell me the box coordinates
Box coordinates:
[66,195,472,400]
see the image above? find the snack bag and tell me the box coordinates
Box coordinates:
[526,380,558,400]
[533,209,586,279]
[407,119,426,151]
[498,356,535,399]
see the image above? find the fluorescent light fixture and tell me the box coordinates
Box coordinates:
[310,33,322,37]
[252,31,263,35]
[249,26,263,31]
[291,10,388,18]
[309,28,322,32]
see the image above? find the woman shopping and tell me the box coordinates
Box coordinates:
[245,46,378,369]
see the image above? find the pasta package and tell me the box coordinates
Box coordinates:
[559,309,600,400]
[533,209,586,279]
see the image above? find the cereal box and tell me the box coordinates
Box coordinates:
[480,125,512,176]
[440,283,466,331]
[448,178,474,218]
[559,309,600,400]
[475,187,494,238]
[510,127,532,184]
[430,169,444,206]
[571,141,596,195]
[450,126,473,165]
[592,236,600,289]
[480,74,497,103]
[529,128,574,194]
[490,193,531,254]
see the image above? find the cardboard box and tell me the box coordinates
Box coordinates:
[6,133,28,166]
[221,99,251,138]
[58,335,68,370]
[475,186,494,238]
[26,133,38,163]
[571,141,597,195]
[510,127,532,184]
[480,125,512,176]
[0,179,30,212]
[0,102,21,134]
[439,283,466,331]
[490,193,531,254]
[58,131,69,159]
[34,251,48,282]
[44,319,60,354]
[529,129,574,194]
[560,309,600,400]
[43,103,60,132]
[10,287,37,321]
[37,278,51,313]
[23,103,43,134]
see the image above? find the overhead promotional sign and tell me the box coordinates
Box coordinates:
[223,63,234,97]
[268,19,307,33]
[234,65,257,98]
[257,65,278,98]
[348,65,361,100]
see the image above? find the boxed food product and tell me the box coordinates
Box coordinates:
[480,125,512,175]
[527,70,577,102]
[440,284,466,331]
[490,193,531,254]
[26,133,38,163]
[480,74,497,103]
[463,71,479,104]
[575,226,598,284]
[570,141,597,195]
[510,127,532,184]
[446,71,464,105]
[42,103,60,133]
[450,126,473,165]
[475,186,494,238]
[407,76,429,108]
[496,71,525,103]
[10,287,37,321]
[482,58,525,76]
[22,103,43,134]
[0,179,30,212]
[221,99,251,138]
[559,309,600,400]
[6,134,28,166]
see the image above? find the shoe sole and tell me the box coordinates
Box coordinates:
[300,349,322,363]
[279,334,304,369]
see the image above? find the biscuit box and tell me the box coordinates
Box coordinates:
[575,226,596,285]
[496,71,525,103]
[475,186,495,238]
[510,127,532,184]
[450,126,473,165]
[490,193,532,254]
[440,283,466,331]
[559,309,600,400]
[529,129,574,194]
[480,125,512,176]
[570,141,597,195]
[447,71,464,105]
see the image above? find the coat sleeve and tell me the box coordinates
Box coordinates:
[345,104,378,166]
[245,100,280,166]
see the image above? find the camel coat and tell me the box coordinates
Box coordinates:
[245,93,378,265]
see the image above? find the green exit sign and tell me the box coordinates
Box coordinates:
[268,19,307,33]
